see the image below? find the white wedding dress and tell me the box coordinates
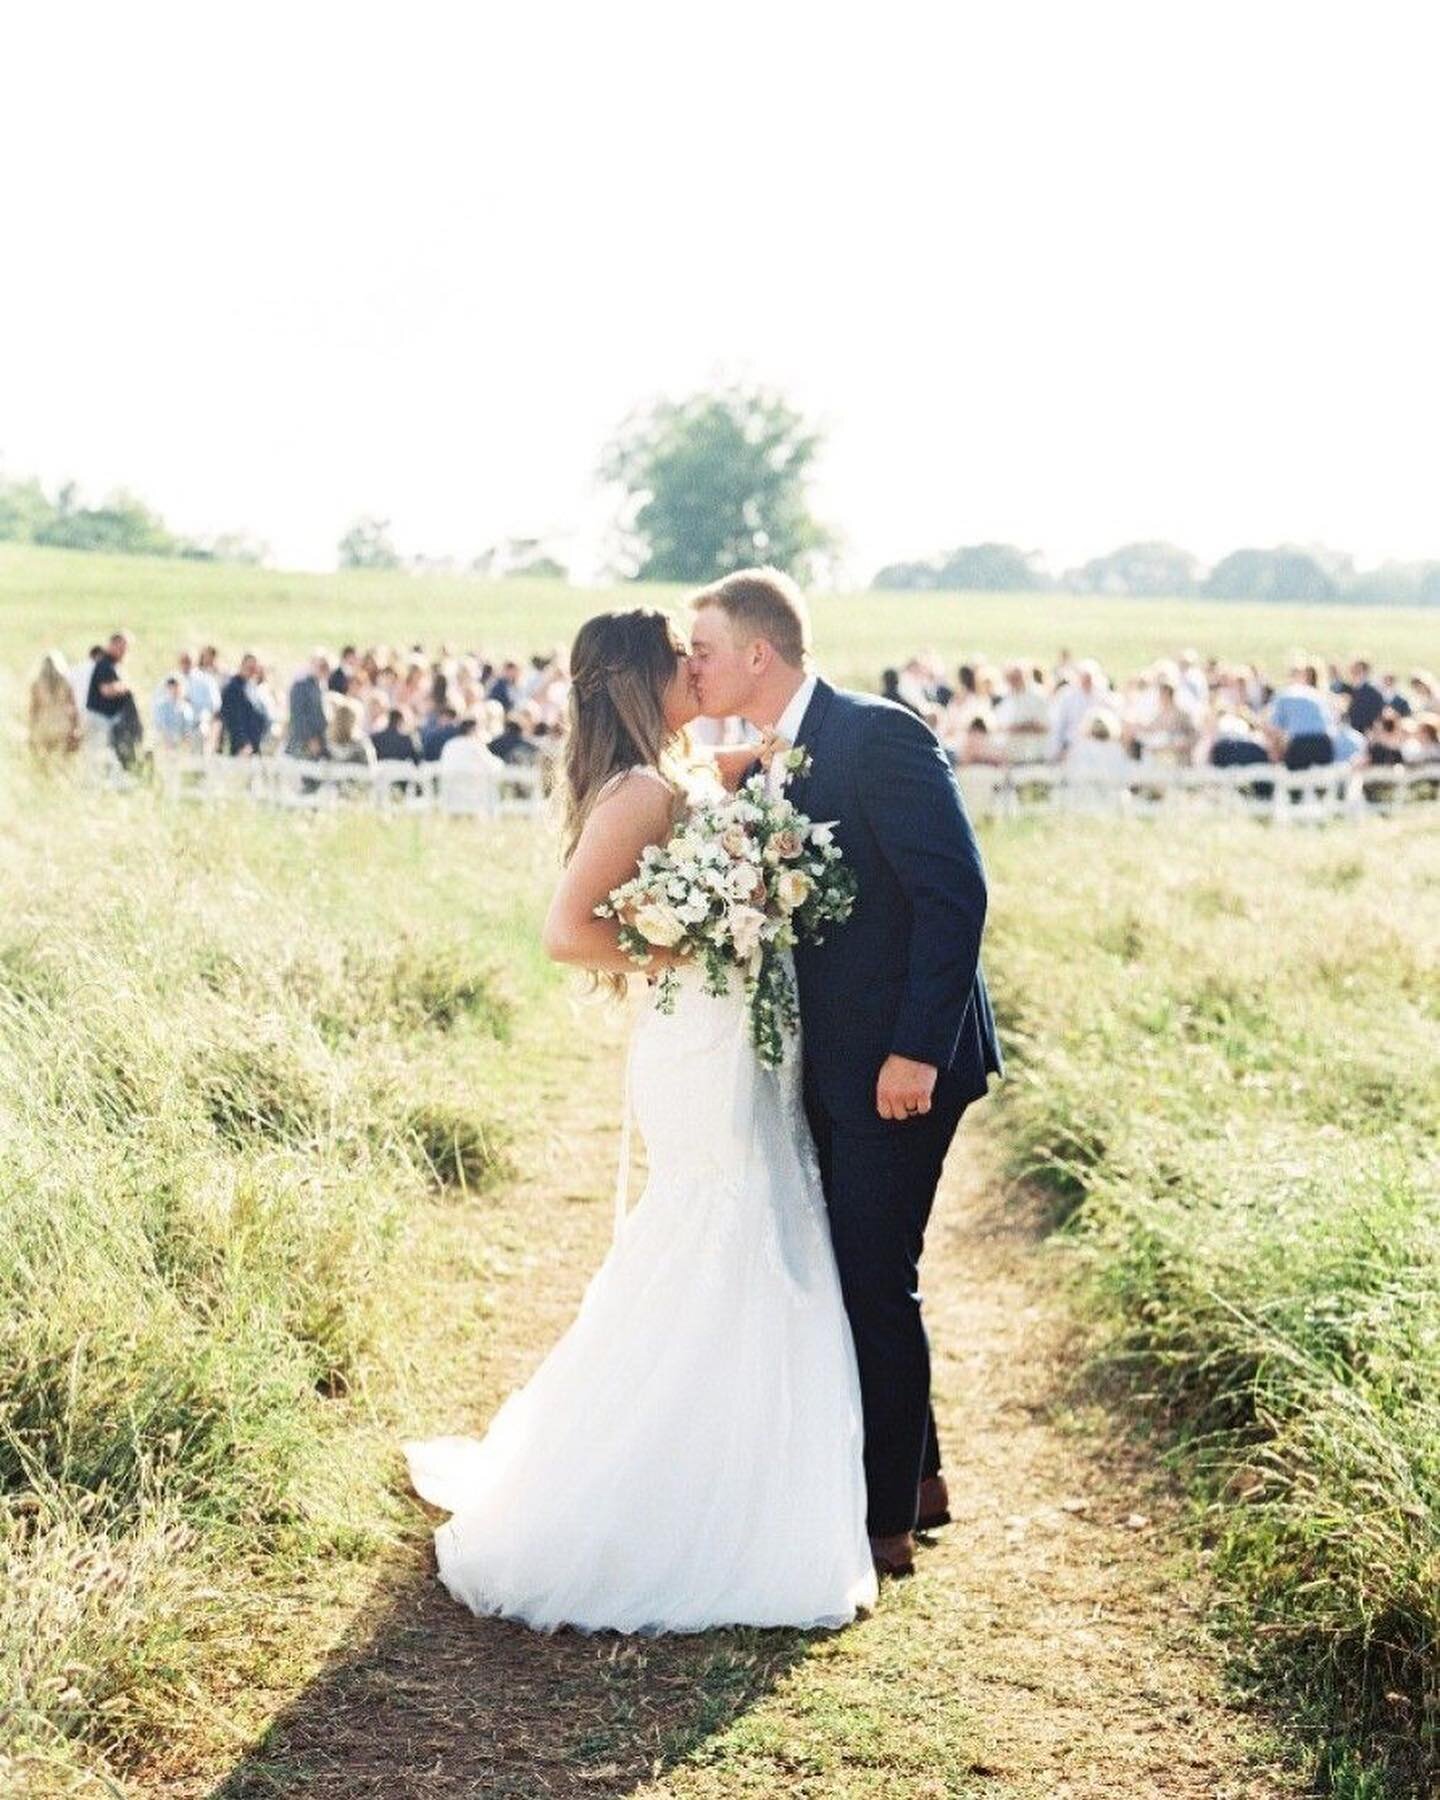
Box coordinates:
[403,923,878,1635]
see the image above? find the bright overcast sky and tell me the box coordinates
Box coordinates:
[3,2,1437,581]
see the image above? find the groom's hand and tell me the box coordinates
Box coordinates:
[876,1054,938,1121]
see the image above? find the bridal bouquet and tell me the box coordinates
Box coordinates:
[594,752,856,1067]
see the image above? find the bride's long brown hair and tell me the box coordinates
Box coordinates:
[560,608,689,862]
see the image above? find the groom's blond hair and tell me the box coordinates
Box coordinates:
[690,567,811,669]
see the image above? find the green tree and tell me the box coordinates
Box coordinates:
[936,543,1048,591]
[0,474,56,542]
[337,515,401,570]
[599,386,833,583]
[1204,546,1342,602]
[1065,541,1199,597]
[34,487,175,555]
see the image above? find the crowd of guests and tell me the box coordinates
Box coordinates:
[881,649,1440,780]
[26,632,1440,802]
[28,635,570,783]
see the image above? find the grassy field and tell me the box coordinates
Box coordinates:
[987,815,1440,1793]
[0,774,563,1795]
[3,547,1438,1793]
[4,543,1439,726]
[2,763,1435,1792]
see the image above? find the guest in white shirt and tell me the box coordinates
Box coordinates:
[439,718,505,814]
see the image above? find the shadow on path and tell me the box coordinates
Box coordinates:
[206,1537,824,1799]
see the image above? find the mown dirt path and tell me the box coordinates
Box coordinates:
[186,997,1300,1800]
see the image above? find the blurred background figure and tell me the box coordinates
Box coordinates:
[28,648,80,761]
[287,651,332,759]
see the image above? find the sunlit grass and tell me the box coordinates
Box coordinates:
[983,813,1440,1790]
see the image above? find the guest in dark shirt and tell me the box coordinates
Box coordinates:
[86,632,130,719]
[880,668,922,718]
[329,645,357,694]
[220,653,266,756]
[420,705,462,762]
[487,712,541,765]
[286,653,331,758]
[1336,659,1385,735]
[1365,709,1407,767]
[487,659,522,714]
[372,708,421,763]
[87,631,145,769]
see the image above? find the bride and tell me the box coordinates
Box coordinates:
[402,606,878,1634]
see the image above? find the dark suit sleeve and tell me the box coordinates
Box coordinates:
[853,704,988,1068]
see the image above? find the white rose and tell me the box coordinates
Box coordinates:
[726,862,763,901]
[726,904,766,958]
[775,869,814,912]
[810,823,834,847]
[633,903,687,947]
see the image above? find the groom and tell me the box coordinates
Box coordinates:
[688,569,1003,1578]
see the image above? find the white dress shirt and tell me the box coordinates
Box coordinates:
[767,671,818,798]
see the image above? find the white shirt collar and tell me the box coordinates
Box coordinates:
[774,671,818,746]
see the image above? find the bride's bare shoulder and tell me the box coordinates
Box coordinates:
[588,765,681,830]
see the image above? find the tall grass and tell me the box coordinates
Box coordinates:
[0,772,556,1794]
[983,814,1440,1791]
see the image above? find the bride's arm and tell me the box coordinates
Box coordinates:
[703,731,780,792]
[710,745,758,791]
[541,773,680,975]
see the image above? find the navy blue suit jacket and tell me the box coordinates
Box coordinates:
[784,678,1003,1131]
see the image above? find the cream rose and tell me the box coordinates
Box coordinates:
[633,903,687,947]
[769,827,804,860]
[725,904,766,959]
[720,824,750,857]
[775,869,814,912]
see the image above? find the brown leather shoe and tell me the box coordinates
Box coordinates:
[917,1472,951,1532]
[869,1530,916,1578]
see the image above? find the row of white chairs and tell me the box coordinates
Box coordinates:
[126,746,1439,827]
[155,752,549,818]
[954,759,1440,823]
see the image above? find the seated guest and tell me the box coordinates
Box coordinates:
[1364,708,1407,767]
[438,716,504,813]
[957,714,1006,767]
[487,710,540,765]
[372,707,421,762]
[1380,671,1411,717]
[1263,663,1334,770]
[991,661,1051,764]
[420,704,463,761]
[1206,712,1274,799]
[1207,713,1271,769]
[329,645,358,694]
[880,668,922,717]
[1067,708,1133,782]
[220,653,267,756]
[154,676,200,751]
[1329,704,1368,765]
[1336,658,1385,734]
[327,696,376,767]
[487,659,523,713]
[1411,716,1440,765]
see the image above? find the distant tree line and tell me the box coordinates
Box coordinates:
[0,471,267,564]
[872,539,1440,606]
